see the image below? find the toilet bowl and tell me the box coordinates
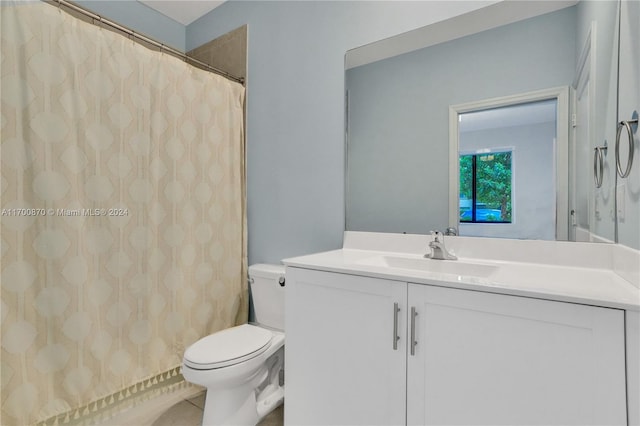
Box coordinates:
[182,264,285,426]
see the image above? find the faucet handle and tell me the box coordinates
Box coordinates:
[429,230,443,242]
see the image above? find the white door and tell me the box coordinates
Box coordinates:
[285,268,407,425]
[406,284,626,425]
[627,310,640,426]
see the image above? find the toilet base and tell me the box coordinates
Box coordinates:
[189,338,284,426]
[202,384,259,426]
[256,384,284,421]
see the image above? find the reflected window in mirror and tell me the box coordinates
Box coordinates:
[459,150,513,224]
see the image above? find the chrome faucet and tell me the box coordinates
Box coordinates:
[425,231,457,260]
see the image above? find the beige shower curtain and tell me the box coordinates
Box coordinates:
[0,2,247,425]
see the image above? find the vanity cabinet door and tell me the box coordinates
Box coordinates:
[406,284,626,426]
[627,310,640,426]
[285,267,407,426]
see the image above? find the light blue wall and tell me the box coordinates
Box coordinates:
[187,1,494,264]
[346,7,576,236]
[75,0,186,51]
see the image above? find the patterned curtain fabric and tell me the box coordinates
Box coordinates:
[0,2,247,424]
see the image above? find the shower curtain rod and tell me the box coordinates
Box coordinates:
[48,0,245,85]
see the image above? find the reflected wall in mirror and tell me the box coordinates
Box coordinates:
[345,0,630,245]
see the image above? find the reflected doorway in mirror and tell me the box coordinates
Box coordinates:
[449,88,569,241]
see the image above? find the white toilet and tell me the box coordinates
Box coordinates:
[182,264,285,426]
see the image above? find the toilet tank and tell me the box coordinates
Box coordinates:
[249,264,285,331]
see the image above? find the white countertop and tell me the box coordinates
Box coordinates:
[283,247,640,311]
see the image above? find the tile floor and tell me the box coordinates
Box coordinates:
[104,385,283,426]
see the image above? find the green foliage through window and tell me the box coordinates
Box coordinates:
[459,151,512,223]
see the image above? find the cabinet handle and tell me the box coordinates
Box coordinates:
[410,307,418,356]
[393,302,400,350]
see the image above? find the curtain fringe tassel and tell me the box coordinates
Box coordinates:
[36,365,184,426]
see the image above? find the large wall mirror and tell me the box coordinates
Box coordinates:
[345,0,634,246]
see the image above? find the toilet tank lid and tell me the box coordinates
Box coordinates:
[249,263,285,279]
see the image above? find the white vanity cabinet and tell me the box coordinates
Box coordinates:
[285,267,628,426]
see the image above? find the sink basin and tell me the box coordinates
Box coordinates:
[359,255,499,278]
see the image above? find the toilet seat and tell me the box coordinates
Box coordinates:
[183,324,273,370]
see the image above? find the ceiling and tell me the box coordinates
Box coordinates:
[137,0,225,25]
[459,99,557,133]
